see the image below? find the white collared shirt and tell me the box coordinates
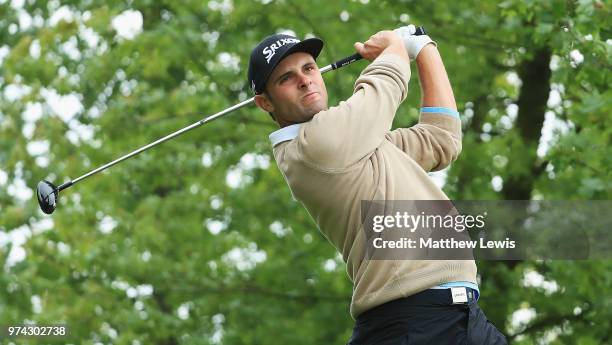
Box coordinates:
[269,123,302,147]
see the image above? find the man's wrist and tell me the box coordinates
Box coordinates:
[415,43,438,63]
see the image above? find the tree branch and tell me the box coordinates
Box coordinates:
[508,308,590,341]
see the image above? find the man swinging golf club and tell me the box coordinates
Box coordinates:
[248,26,507,344]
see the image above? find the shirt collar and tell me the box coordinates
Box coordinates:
[269,123,302,147]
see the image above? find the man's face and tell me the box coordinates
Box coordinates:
[257,52,328,126]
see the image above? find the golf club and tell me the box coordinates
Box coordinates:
[36,27,426,214]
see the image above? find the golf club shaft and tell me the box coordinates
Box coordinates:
[61,52,358,191]
[61,26,426,191]
[64,96,255,190]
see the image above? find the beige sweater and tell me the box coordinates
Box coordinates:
[269,52,477,319]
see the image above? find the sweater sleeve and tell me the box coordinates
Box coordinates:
[385,110,463,172]
[295,53,411,170]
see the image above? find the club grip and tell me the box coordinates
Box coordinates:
[330,26,427,70]
[414,26,426,36]
[331,53,363,70]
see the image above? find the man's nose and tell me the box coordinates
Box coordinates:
[297,72,312,89]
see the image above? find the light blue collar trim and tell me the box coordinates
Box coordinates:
[269,124,302,147]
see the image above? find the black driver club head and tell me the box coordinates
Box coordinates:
[37,180,58,214]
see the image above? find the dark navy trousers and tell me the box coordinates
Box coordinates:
[347,288,507,345]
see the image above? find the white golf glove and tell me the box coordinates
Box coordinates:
[394,25,436,60]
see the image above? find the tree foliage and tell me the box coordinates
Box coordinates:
[0,0,610,344]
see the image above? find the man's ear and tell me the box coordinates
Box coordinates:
[254,94,274,113]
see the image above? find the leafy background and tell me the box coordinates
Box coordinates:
[0,0,610,344]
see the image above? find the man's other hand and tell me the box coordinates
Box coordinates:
[393,25,436,60]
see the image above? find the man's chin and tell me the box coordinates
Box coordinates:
[287,104,329,124]
[307,102,329,116]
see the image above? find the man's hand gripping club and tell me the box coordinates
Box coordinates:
[353,30,409,62]
[353,25,435,62]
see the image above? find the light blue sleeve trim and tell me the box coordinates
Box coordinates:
[421,107,460,119]
[433,281,480,301]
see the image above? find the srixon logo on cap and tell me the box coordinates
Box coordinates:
[263,37,300,63]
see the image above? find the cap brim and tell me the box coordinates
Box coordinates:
[260,38,324,93]
[282,37,324,61]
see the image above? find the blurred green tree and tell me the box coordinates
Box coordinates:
[0,0,610,344]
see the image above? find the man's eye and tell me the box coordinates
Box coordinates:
[280,75,290,83]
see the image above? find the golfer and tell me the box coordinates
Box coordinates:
[248,27,507,344]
